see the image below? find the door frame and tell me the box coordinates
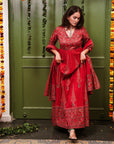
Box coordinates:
[9,0,111,119]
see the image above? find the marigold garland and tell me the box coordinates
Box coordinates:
[63,0,68,12]
[27,0,32,54]
[42,0,47,57]
[0,0,5,112]
[81,0,84,13]
[109,0,114,118]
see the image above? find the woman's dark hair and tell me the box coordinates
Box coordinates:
[60,5,84,29]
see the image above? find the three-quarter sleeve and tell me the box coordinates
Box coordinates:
[82,27,93,53]
[46,27,58,54]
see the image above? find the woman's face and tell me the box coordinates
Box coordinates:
[67,11,80,27]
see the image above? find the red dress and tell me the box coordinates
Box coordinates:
[44,26,100,129]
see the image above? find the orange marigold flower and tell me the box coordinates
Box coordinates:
[2,110,6,112]
[110,59,114,63]
[109,84,113,88]
[109,112,113,117]
[109,104,113,109]
[1,100,5,104]
[1,86,4,90]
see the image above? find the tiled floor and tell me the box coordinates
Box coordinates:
[0,139,114,144]
[0,120,114,143]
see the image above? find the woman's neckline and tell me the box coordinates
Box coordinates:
[64,27,75,39]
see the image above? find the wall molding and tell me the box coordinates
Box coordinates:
[22,56,105,59]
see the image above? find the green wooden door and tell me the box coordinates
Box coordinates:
[9,0,111,119]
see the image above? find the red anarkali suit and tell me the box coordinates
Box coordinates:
[44,26,100,129]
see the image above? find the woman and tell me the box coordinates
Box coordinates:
[44,5,100,140]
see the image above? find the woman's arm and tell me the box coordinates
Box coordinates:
[80,27,93,63]
[81,48,90,55]
[80,48,89,63]
[46,27,58,54]
[46,27,62,64]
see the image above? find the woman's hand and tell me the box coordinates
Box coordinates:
[50,49,62,63]
[80,52,86,63]
[80,49,89,63]
[55,52,61,63]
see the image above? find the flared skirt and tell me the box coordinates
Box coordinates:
[51,62,89,129]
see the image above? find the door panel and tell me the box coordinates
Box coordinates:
[9,0,111,119]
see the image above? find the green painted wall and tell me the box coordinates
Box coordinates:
[9,0,111,119]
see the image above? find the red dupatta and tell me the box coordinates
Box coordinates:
[44,39,100,101]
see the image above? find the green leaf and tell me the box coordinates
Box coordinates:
[0,122,39,137]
